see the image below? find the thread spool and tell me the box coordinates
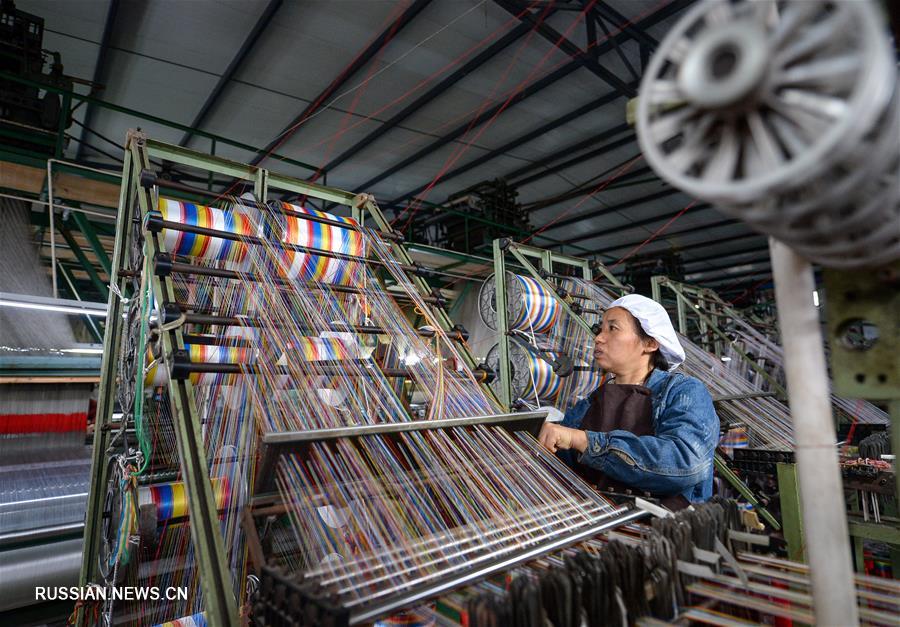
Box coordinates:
[479,273,561,334]
[274,201,366,285]
[153,612,206,627]
[138,477,229,523]
[486,343,561,402]
[157,198,253,265]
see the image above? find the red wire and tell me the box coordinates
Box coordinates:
[215,1,416,200]
[397,1,600,227]
[380,0,670,214]
[395,1,599,230]
[611,200,698,269]
[300,1,545,170]
[521,154,644,245]
[394,1,559,230]
[299,2,411,201]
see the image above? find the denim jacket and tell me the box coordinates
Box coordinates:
[561,368,719,502]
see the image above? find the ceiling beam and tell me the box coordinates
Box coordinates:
[590,218,744,256]
[385,89,627,210]
[682,244,770,266]
[179,0,283,147]
[494,0,636,97]
[320,16,545,178]
[594,1,660,50]
[251,0,433,166]
[646,230,762,256]
[691,266,773,284]
[685,255,771,275]
[352,57,583,195]
[535,186,682,233]
[569,203,716,246]
[522,160,654,213]
[509,123,635,186]
[75,0,121,162]
[355,0,689,200]
[590,6,638,81]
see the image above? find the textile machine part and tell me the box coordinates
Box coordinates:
[635,2,899,623]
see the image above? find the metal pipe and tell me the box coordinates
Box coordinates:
[769,238,858,626]
[47,159,58,298]
[152,217,405,269]
[159,260,445,306]
[0,538,82,612]
[0,522,84,549]
[173,360,487,382]
[263,410,548,447]
[350,508,647,624]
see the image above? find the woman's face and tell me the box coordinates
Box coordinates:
[593,307,654,374]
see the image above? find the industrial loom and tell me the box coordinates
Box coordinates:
[75,132,646,627]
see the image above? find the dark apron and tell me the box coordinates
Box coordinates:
[578,379,689,511]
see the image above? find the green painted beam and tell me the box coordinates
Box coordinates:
[69,212,112,275]
[715,455,781,530]
[30,209,116,236]
[777,462,806,562]
[0,70,319,174]
[58,227,109,299]
[847,520,900,545]
[57,262,104,343]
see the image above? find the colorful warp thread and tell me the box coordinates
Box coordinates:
[278,201,366,285]
[140,477,229,523]
[526,351,561,401]
[144,344,255,387]
[158,198,252,264]
[508,274,560,334]
[153,613,206,627]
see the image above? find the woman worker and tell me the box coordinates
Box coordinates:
[538,294,719,505]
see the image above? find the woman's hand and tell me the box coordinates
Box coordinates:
[538,423,588,453]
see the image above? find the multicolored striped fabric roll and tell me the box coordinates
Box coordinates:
[291,336,354,361]
[573,366,603,398]
[509,274,561,334]
[526,353,561,401]
[144,343,255,387]
[274,201,366,285]
[719,427,750,452]
[158,198,253,264]
[153,612,206,627]
[140,477,229,523]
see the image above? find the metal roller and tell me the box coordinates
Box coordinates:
[636,0,899,269]
[478,272,561,334]
[0,538,83,612]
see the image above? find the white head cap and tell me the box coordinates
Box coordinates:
[607,294,685,371]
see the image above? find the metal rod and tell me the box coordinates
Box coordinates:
[263,410,548,447]
[0,522,85,549]
[174,359,486,381]
[176,312,449,338]
[769,238,858,626]
[349,508,646,625]
[146,173,402,241]
[713,391,778,403]
[160,260,445,306]
[153,217,408,269]
[47,160,58,298]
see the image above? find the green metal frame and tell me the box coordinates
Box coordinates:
[487,248,781,528]
[778,462,900,576]
[489,239,621,409]
[651,275,787,397]
[77,132,501,626]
